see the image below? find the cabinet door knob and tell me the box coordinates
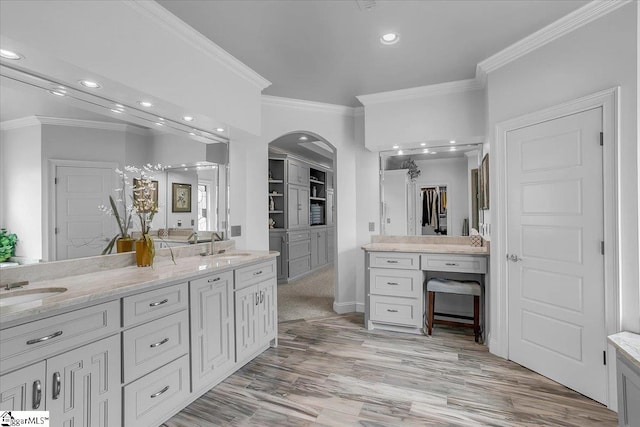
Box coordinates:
[52,372,61,400]
[33,380,42,409]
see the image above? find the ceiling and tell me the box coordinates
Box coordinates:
[157,0,589,107]
[269,132,335,169]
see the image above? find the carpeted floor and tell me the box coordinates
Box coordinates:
[277,264,335,322]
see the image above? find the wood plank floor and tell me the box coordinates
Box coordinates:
[163,314,616,426]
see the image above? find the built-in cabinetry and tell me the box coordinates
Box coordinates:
[365,250,487,335]
[0,302,121,424]
[0,257,278,427]
[268,154,335,283]
[609,333,640,427]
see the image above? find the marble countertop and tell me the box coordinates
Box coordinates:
[361,242,489,255]
[608,331,640,369]
[0,250,278,328]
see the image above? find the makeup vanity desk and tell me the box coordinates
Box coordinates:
[362,236,489,336]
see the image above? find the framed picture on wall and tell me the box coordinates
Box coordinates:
[172,182,192,213]
[133,179,158,213]
[480,154,490,210]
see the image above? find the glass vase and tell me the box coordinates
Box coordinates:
[135,236,154,267]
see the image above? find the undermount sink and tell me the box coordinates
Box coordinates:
[212,252,252,261]
[0,287,67,307]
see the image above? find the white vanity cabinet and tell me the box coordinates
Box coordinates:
[0,305,121,426]
[189,271,235,394]
[367,252,423,331]
[234,260,277,364]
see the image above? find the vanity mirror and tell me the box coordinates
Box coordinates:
[380,143,483,237]
[0,65,230,264]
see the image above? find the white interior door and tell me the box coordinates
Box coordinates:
[506,107,606,404]
[55,165,114,260]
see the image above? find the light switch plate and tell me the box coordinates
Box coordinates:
[368,222,375,232]
[231,225,241,237]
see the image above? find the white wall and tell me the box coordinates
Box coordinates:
[361,88,486,151]
[412,157,469,237]
[487,2,639,334]
[0,125,42,260]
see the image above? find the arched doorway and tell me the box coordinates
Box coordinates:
[267,131,337,322]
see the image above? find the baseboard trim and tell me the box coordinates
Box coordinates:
[333,301,357,314]
[355,302,365,313]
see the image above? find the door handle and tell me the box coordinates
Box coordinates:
[33,380,42,409]
[52,372,61,400]
[507,254,522,262]
[260,290,264,304]
[255,292,260,305]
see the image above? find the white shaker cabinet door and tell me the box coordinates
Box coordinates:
[235,284,260,363]
[47,334,121,427]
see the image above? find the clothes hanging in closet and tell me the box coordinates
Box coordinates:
[421,189,439,230]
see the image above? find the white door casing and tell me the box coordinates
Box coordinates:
[492,88,620,409]
[50,160,117,261]
[506,107,606,403]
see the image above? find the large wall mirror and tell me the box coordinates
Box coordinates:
[0,65,230,264]
[380,143,483,237]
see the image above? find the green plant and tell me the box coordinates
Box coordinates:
[0,228,18,262]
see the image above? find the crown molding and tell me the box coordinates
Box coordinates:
[353,106,365,117]
[262,95,356,116]
[356,79,484,106]
[477,0,631,76]
[0,116,42,131]
[126,0,271,91]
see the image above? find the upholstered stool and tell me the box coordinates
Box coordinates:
[426,278,482,342]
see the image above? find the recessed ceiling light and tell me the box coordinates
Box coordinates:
[398,150,403,155]
[115,104,124,108]
[49,90,65,97]
[189,132,196,136]
[183,116,194,122]
[299,136,308,141]
[158,117,165,121]
[0,49,23,60]
[216,127,225,132]
[79,80,101,89]
[380,32,400,45]
[138,101,153,108]
[423,149,429,153]
[450,147,456,151]
[110,109,123,114]
[155,122,164,126]
[392,145,399,149]
[449,140,456,144]
[420,143,426,146]
[181,164,186,167]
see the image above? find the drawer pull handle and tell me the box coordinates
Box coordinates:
[27,330,63,345]
[386,260,399,264]
[150,338,169,348]
[387,309,398,313]
[445,263,459,266]
[387,282,399,286]
[52,372,61,400]
[208,277,221,282]
[149,299,169,307]
[253,270,263,276]
[33,380,42,409]
[150,386,169,398]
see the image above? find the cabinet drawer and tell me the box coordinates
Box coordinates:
[123,354,190,427]
[0,300,119,375]
[235,260,276,290]
[370,295,423,328]
[123,282,188,327]
[289,256,311,278]
[289,239,311,259]
[420,254,487,274]
[123,310,189,383]
[369,252,420,270]
[288,230,310,242]
[370,268,423,298]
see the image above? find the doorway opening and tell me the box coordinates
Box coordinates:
[267,131,337,322]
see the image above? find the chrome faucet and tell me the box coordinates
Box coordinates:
[4,280,28,290]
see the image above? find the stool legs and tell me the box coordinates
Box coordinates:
[427,291,435,336]
[473,295,480,343]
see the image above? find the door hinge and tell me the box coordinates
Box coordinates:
[54,177,58,184]
[603,350,607,365]
[599,132,603,146]
[55,227,59,235]
[601,241,605,255]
